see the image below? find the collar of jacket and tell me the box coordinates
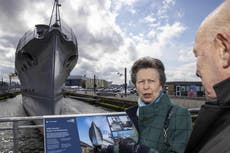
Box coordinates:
[138,93,172,121]
[213,77,230,106]
[137,91,164,116]
[125,94,173,133]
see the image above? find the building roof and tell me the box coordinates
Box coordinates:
[165,81,202,85]
[67,75,89,80]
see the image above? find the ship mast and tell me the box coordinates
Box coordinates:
[49,0,62,28]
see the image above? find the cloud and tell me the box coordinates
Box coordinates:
[110,0,138,16]
[157,22,186,45]
[61,0,126,64]
[0,0,200,85]
[0,0,26,35]
[0,0,126,81]
[157,0,176,20]
[178,46,196,62]
[0,0,52,80]
[69,0,189,84]
[166,62,199,82]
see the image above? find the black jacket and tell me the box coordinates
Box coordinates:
[185,77,230,153]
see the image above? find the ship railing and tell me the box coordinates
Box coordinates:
[61,22,78,45]
[16,29,36,52]
[0,108,200,152]
[16,23,77,52]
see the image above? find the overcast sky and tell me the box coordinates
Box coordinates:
[0,0,224,84]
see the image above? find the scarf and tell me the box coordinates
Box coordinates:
[137,91,164,116]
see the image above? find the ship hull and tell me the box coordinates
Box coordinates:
[22,94,63,116]
[15,26,78,116]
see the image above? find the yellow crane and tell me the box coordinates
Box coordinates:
[8,73,17,86]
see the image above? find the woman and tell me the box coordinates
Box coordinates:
[101,57,192,153]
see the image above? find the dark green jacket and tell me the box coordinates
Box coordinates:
[126,94,192,153]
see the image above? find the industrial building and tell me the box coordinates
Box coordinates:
[165,81,205,97]
[65,75,88,88]
[66,76,205,98]
[65,75,109,89]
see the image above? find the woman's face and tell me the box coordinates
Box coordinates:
[135,68,162,103]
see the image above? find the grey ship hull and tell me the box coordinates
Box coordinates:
[15,25,78,116]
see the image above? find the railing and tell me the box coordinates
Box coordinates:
[188,107,200,121]
[0,116,43,152]
[0,108,200,152]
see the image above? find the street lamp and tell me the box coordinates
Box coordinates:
[117,68,127,97]
[124,68,127,97]
[93,75,96,94]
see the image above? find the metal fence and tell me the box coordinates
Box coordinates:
[0,116,44,153]
[0,108,200,152]
[188,107,200,121]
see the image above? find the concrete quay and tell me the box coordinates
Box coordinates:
[66,91,205,110]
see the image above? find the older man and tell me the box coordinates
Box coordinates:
[185,0,230,153]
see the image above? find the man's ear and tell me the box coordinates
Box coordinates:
[215,33,230,68]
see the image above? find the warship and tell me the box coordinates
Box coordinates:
[89,121,103,147]
[15,0,78,116]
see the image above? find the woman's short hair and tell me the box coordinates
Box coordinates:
[131,56,166,86]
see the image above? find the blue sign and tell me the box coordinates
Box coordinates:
[44,117,81,153]
[44,113,134,153]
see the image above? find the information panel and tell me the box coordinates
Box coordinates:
[44,117,82,153]
[44,112,133,153]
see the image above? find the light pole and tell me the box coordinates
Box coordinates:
[124,68,127,97]
[117,68,127,97]
[93,74,96,94]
